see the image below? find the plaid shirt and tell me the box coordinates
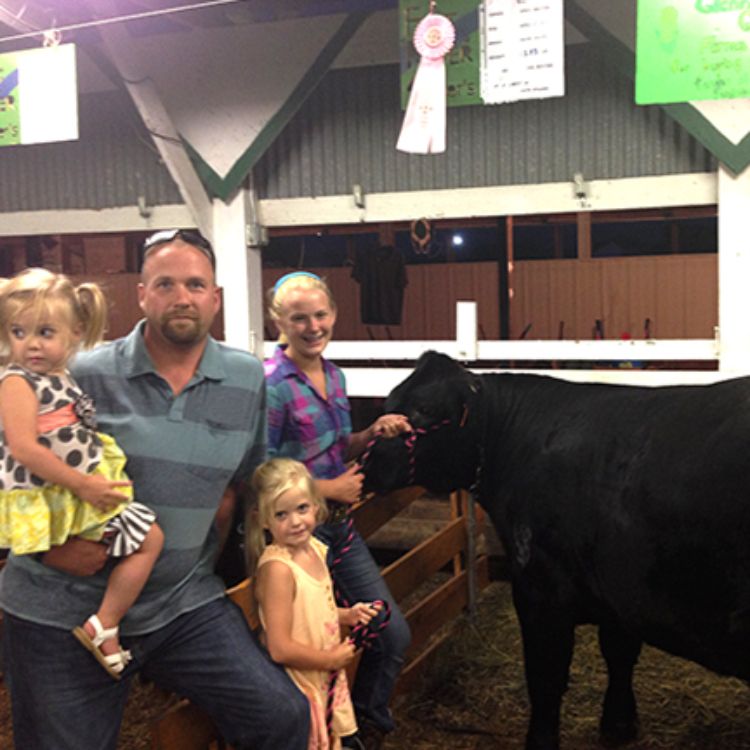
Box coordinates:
[264,345,352,480]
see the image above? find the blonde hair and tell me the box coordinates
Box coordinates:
[267,273,336,344]
[0,268,108,366]
[246,457,327,573]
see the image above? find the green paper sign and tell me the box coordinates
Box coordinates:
[636,0,750,104]
[400,0,481,108]
[0,53,20,146]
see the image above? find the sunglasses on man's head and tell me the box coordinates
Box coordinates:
[141,229,216,271]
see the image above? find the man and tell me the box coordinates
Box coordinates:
[0,229,309,749]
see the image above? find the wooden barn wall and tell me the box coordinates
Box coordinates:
[262,254,717,344]
[254,44,716,200]
[0,91,183,213]
[262,264,502,343]
[511,255,718,341]
[5,252,712,346]
[13,257,716,345]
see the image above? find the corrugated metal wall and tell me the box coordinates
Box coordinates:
[0,90,182,212]
[0,43,716,213]
[255,44,716,199]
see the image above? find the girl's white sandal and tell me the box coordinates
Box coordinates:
[72,614,132,680]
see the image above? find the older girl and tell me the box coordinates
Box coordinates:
[0,268,163,679]
[265,271,411,749]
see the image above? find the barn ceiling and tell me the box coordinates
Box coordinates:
[0,0,397,47]
[0,1,748,211]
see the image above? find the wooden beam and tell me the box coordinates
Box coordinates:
[577,211,592,260]
[381,518,466,602]
[88,0,213,237]
[404,557,490,657]
[351,486,425,540]
[150,699,220,750]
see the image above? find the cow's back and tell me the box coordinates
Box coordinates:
[482,373,750,678]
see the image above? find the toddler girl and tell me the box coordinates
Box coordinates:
[250,457,380,750]
[0,267,163,679]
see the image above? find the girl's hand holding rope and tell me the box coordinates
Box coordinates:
[340,601,382,628]
[326,640,357,670]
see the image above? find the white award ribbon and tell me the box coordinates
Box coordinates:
[397,12,456,155]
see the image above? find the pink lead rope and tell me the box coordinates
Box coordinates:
[325,598,393,745]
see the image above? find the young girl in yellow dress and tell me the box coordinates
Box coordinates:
[250,457,380,750]
[0,268,164,679]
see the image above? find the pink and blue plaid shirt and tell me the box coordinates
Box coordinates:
[264,345,352,480]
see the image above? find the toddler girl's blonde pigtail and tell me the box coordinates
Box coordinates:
[74,282,108,349]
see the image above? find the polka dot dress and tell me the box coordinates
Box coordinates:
[0,366,103,490]
[0,364,156,556]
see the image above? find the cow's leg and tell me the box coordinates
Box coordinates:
[514,591,575,750]
[597,622,642,744]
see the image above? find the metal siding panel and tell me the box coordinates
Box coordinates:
[0,43,716,209]
[0,90,182,212]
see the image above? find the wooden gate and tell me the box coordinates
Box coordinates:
[150,487,490,749]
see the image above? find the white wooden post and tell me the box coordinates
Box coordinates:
[456,301,478,361]
[718,165,750,375]
[212,188,264,358]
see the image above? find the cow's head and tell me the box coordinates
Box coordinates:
[361,351,483,495]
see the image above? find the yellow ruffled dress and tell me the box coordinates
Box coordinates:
[0,365,148,556]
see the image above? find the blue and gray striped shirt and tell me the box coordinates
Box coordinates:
[0,321,266,634]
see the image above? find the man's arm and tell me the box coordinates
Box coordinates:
[40,537,108,576]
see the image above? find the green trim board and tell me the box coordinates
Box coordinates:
[567,0,750,175]
[186,11,372,202]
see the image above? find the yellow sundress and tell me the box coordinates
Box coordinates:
[257,537,357,750]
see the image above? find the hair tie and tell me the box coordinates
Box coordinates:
[273,271,321,296]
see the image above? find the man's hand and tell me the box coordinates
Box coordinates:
[40,537,108,576]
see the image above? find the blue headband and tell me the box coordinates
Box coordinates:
[273,271,322,295]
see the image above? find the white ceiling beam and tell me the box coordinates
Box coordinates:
[0,204,194,236]
[259,173,717,228]
[87,0,213,239]
[0,1,42,33]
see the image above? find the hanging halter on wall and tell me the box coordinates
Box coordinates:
[410,217,432,254]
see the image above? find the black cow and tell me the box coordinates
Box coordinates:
[362,351,750,750]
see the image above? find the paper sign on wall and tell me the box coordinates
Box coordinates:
[636,0,750,104]
[480,0,565,105]
[0,43,78,147]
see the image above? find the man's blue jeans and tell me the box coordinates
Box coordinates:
[315,520,411,733]
[3,598,309,750]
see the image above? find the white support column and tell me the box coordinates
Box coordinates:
[718,165,750,375]
[212,188,265,358]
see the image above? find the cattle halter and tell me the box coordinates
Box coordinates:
[359,418,451,487]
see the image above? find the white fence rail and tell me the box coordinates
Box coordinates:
[263,302,729,398]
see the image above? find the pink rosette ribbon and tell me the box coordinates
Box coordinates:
[397,12,456,154]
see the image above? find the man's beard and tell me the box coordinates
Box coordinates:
[161,313,204,345]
